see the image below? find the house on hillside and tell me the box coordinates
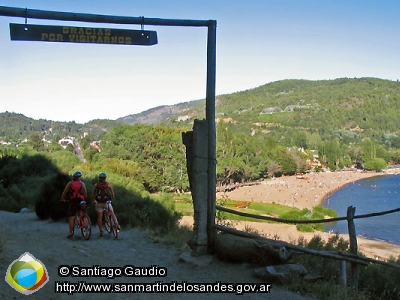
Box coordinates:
[306,150,323,170]
[90,140,101,151]
[58,137,74,149]
[177,115,191,122]
[260,107,282,114]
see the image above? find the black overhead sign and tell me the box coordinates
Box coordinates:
[9,23,158,46]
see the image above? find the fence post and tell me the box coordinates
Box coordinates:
[339,260,347,288]
[182,120,209,255]
[347,206,358,291]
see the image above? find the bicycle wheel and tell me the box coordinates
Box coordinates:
[109,215,118,239]
[80,214,92,240]
[103,211,111,233]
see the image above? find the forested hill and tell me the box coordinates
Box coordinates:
[0,113,122,141]
[157,77,400,146]
[117,99,204,125]
[2,77,400,191]
[2,77,400,146]
[118,77,400,145]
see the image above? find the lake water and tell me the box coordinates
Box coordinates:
[323,174,400,246]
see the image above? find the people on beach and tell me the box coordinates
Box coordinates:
[216,171,380,210]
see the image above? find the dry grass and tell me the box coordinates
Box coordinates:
[147,223,193,252]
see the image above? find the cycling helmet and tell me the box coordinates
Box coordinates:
[99,173,107,178]
[73,171,82,177]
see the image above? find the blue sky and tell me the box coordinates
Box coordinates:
[1,0,399,123]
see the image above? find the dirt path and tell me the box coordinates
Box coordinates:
[0,211,311,300]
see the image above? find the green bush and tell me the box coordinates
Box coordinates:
[280,207,335,232]
[0,154,64,212]
[291,234,349,297]
[281,208,311,220]
[47,150,81,173]
[35,173,71,221]
[292,234,400,299]
[358,256,400,299]
[363,158,387,172]
[21,154,58,176]
[7,184,26,207]
[297,223,324,232]
[313,205,338,218]
[0,185,21,212]
[114,194,178,233]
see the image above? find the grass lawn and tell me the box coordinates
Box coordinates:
[172,194,337,231]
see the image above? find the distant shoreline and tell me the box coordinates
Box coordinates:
[319,172,384,207]
[216,170,385,210]
[210,170,400,260]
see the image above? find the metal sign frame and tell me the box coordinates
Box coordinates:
[0,5,217,253]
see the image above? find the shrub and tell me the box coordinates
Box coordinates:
[114,193,178,233]
[363,158,387,172]
[35,173,71,221]
[293,234,349,283]
[313,205,338,218]
[281,208,310,220]
[358,256,400,299]
[0,185,20,212]
[293,234,400,299]
[297,223,321,232]
[21,154,57,176]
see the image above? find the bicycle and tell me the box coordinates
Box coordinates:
[102,200,118,239]
[75,200,92,240]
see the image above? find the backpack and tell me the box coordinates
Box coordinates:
[68,181,84,201]
[96,182,112,203]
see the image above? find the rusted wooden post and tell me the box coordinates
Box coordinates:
[347,206,358,291]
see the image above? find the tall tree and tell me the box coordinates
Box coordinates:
[362,138,376,162]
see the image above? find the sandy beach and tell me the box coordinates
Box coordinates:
[209,171,400,261]
[217,171,384,210]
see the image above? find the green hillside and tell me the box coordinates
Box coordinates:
[162,77,400,147]
[2,77,400,147]
[2,77,400,185]
[0,112,122,142]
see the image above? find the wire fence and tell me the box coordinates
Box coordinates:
[215,204,400,289]
[216,205,400,224]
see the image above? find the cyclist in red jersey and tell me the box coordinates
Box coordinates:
[61,171,88,238]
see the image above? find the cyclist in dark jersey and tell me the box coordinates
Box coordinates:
[92,173,120,236]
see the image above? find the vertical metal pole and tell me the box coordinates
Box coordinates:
[347,206,358,291]
[206,20,217,254]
